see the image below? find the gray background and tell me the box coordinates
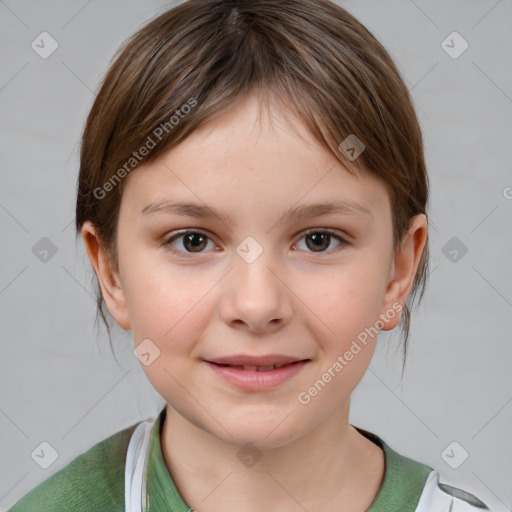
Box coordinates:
[1,0,511,510]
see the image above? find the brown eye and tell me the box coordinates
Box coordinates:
[305,232,331,252]
[166,230,214,254]
[295,230,346,254]
[182,232,208,252]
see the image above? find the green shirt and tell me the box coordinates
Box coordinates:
[7,407,433,511]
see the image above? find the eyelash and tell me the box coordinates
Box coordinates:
[163,228,348,258]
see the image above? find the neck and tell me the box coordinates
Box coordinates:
[160,403,385,512]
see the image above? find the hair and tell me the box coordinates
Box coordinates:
[75,0,429,373]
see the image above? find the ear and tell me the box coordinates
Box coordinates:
[379,214,428,331]
[81,221,131,330]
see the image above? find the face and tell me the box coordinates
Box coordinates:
[84,92,426,449]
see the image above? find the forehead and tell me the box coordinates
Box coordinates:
[119,93,391,225]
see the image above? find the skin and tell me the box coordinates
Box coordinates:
[82,91,428,512]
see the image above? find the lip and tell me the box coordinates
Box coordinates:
[204,357,310,391]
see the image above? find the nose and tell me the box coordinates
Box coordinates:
[220,246,293,335]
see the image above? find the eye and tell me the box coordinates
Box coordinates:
[293,229,347,255]
[164,229,217,255]
[163,228,348,257]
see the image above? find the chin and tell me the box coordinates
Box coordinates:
[215,415,306,451]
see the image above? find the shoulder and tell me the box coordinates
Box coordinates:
[7,421,138,512]
[416,470,492,511]
[383,442,492,511]
[356,427,491,511]
[356,426,433,511]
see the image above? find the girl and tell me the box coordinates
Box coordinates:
[8,0,492,510]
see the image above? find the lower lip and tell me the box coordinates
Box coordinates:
[205,360,309,390]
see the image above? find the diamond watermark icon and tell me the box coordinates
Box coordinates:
[32,237,58,263]
[441,441,469,469]
[134,338,161,366]
[442,236,468,263]
[31,32,59,59]
[237,442,263,468]
[236,236,263,264]
[31,441,59,469]
[338,134,365,161]
[441,31,469,59]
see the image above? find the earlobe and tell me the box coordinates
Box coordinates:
[81,222,131,330]
[380,214,428,331]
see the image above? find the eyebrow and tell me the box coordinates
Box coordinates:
[140,199,373,224]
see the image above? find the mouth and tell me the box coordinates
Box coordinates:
[204,357,311,390]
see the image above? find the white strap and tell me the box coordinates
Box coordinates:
[125,419,155,512]
[415,470,491,511]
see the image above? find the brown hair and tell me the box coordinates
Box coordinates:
[75,0,429,370]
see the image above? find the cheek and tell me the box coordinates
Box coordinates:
[121,250,212,346]
[301,259,389,341]
[121,255,214,401]
[293,267,387,409]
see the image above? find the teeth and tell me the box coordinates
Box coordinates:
[216,362,297,371]
[232,363,291,371]
[255,365,275,371]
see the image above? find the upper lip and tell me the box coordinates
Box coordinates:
[205,354,310,366]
